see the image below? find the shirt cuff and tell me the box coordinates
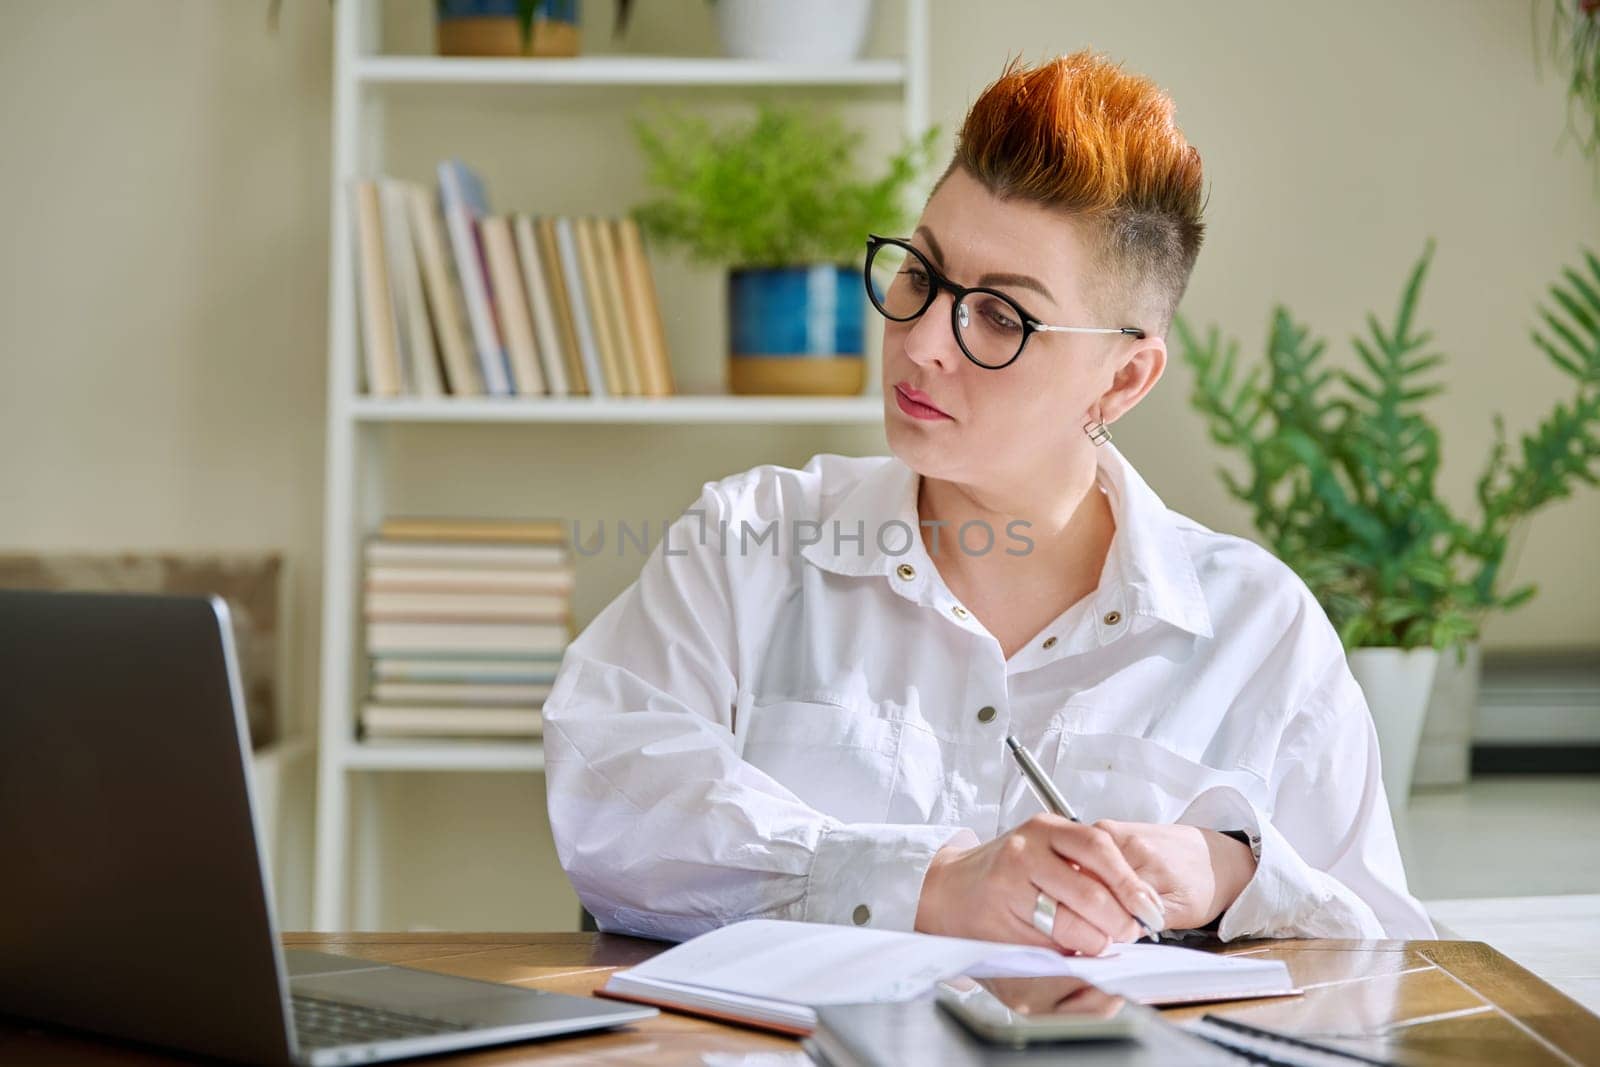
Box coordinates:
[1175,785,1384,941]
[802,822,981,932]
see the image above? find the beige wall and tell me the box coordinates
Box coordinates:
[0,1,334,926]
[2,0,1595,930]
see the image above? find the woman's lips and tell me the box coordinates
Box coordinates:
[893,384,952,421]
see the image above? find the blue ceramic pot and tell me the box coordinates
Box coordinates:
[727,265,864,395]
[438,0,576,18]
[436,0,579,57]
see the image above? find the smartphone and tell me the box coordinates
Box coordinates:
[934,974,1145,1047]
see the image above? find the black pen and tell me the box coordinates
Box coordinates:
[1005,734,1165,942]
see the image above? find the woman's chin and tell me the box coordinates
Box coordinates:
[886,423,957,476]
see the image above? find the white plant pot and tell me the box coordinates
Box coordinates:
[714,0,875,63]
[1347,647,1440,811]
[1413,642,1480,789]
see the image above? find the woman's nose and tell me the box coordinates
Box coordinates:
[901,292,961,372]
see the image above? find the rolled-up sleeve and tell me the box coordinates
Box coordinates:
[1175,652,1435,940]
[542,482,972,942]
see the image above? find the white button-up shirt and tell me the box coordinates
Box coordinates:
[543,446,1435,944]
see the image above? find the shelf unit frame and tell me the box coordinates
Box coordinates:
[313,0,930,930]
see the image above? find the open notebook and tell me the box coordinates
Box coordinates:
[598,919,1296,1035]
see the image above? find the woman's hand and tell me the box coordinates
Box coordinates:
[914,814,1168,955]
[1093,820,1258,932]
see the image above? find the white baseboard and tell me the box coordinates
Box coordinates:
[1475,654,1600,745]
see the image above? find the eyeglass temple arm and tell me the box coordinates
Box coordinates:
[1034,324,1147,339]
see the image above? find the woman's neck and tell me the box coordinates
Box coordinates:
[917,459,1117,601]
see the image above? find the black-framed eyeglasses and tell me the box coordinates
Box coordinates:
[863,234,1146,370]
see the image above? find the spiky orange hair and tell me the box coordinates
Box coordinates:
[940,50,1206,335]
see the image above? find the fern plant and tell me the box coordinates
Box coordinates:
[1537,0,1600,159]
[1177,244,1600,651]
[1461,249,1600,611]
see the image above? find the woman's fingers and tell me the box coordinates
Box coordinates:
[1005,881,1111,956]
[999,895,1067,952]
[1037,816,1166,932]
[955,817,1168,954]
[1028,858,1141,944]
[1042,893,1112,956]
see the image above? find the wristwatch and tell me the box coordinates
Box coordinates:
[1220,828,1262,862]
[1199,829,1262,934]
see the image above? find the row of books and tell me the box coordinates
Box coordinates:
[351,159,676,400]
[360,516,575,741]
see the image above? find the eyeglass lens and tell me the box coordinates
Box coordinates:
[866,241,1027,368]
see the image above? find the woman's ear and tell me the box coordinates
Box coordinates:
[1098,336,1167,425]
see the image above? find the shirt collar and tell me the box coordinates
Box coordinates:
[797,455,921,579]
[799,445,1214,640]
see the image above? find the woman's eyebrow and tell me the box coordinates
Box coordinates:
[914,225,1056,303]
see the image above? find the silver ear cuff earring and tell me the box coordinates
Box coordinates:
[1084,417,1112,446]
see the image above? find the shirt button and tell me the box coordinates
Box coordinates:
[852,904,871,926]
[1042,636,1057,649]
[951,605,969,619]
[1103,610,1122,626]
[976,705,997,724]
[896,563,916,580]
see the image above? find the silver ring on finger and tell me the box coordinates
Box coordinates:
[1032,891,1057,938]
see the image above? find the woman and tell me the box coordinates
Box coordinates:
[543,50,1434,953]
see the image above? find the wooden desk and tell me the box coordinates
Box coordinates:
[3,933,1597,1065]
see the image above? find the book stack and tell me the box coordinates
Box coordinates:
[351,158,675,401]
[360,517,574,742]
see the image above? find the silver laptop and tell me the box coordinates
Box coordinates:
[0,589,655,1065]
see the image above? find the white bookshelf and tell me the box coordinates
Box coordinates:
[355,54,909,87]
[348,394,888,424]
[313,0,930,931]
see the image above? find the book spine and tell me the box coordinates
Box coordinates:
[536,216,590,395]
[369,681,554,704]
[513,214,570,396]
[437,159,513,396]
[351,180,404,397]
[379,517,567,542]
[381,180,445,397]
[554,216,609,398]
[481,215,547,396]
[364,591,568,621]
[376,184,415,394]
[594,216,645,396]
[365,568,575,593]
[612,217,663,396]
[365,621,569,654]
[371,658,561,682]
[365,541,571,568]
[607,216,651,395]
[406,183,483,396]
[620,217,676,396]
[573,216,626,395]
[360,705,545,737]
[369,650,566,665]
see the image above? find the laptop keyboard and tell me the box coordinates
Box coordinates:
[292,993,470,1050]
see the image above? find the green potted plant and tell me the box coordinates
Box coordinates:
[1419,249,1600,784]
[1175,244,1600,805]
[630,103,937,395]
